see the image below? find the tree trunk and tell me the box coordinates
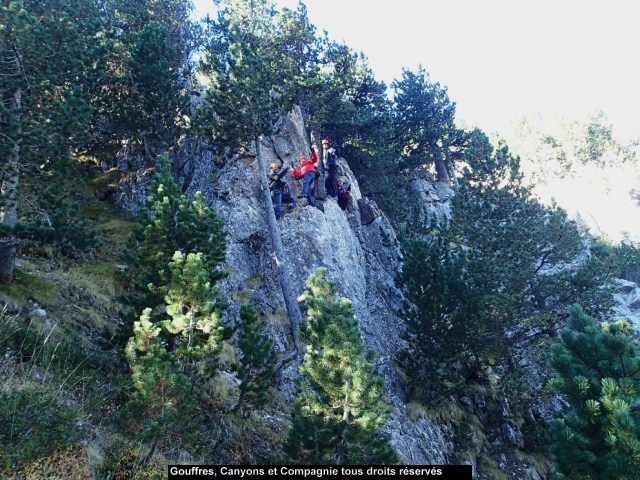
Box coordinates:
[1,38,21,228]
[254,136,302,354]
[233,388,246,413]
[142,436,159,466]
[342,379,350,421]
[434,151,450,185]
[444,152,459,190]
[0,13,23,283]
[0,142,19,228]
[183,310,194,374]
[0,238,17,284]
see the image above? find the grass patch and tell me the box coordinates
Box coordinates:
[66,262,120,301]
[98,217,136,245]
[84,169,115,191]
[197,411,287,464]
[0,306,124,430]
[218,341,238,370]
[421,401,465,426]
[82,205,136,247]
[264,310,289,327]
[230,290,251,304]
[0,267,58,306]
[0,309,115,383]
[514,449,553,478]
[207,373,237,410]
[457,416,487,457]
[0,388,85,472]
[97,440,165,480]
[477,453,508,480]
[246,274,264,290]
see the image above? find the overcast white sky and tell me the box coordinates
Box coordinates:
[193,0,640,135]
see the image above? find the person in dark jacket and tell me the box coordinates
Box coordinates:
[321,139,338,199]
[292,147,319,207]
[336,177,351,211]
[269,162,296,219]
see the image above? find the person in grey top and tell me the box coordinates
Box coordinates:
[321,139,338,199]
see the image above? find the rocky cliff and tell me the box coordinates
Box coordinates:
[110,108,640,478]
[114,107,455,464]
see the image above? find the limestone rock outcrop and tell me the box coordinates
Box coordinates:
[114,107,453,463]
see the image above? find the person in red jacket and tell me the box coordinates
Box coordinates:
[292,147,319,207]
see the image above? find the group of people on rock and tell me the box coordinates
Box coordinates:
[268,139,351,220]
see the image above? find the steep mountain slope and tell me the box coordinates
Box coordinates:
[7,106,639,478]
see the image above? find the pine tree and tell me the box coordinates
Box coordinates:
[15,195,97,256]
[397,232,468,402]
[1,0,102,279]
[549,305,640,480]
[299,42,397,209]
[121,153,226,343]
[126,252,223,461]
[125,308,196,461]
[391,66,465,184]
[286,269,398,465]
[455,130,597,322]
[199,0,292,149]
[397,131,604,403]
[161,251,224,379]
[234,304,276,413]
[129,21,186,136]
[92,0,195,142]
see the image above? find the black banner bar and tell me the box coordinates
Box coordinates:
[168,465,472,480]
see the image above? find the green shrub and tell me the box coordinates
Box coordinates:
[16,197,98,257]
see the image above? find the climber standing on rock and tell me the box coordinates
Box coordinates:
[321,139,338,200]
[269,162,296,220]
[292,146,319,207]
[336,177,351,211]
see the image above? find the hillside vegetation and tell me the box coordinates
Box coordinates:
[2,0,640,478]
